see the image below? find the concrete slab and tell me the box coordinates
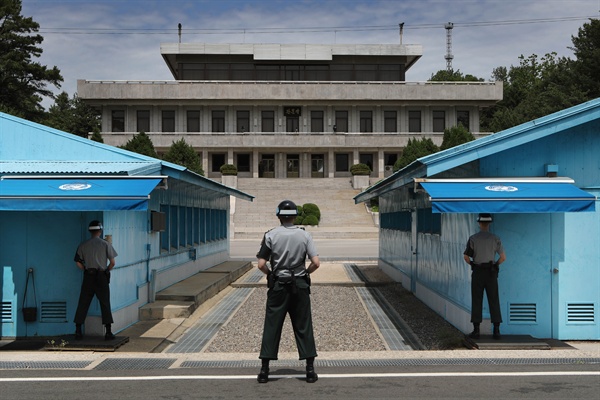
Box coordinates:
[465,335,552,350]
[139,300,196,320]
[45,334,129,352]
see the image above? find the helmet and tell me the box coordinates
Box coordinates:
[477,213,493,223]
[88,220,104,231]
[276,200,298,217]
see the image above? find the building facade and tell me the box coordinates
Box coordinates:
[78,43,502,180]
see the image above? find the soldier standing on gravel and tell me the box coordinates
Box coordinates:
[255,200,320,384]
[463,213,506,340]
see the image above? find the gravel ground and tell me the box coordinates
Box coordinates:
[205,264,465,353]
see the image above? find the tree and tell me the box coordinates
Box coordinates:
[440,125,475,151]
[429,69,483,82]
[570,18,600,99]
[89,131,104,143]
[394,137,439,171]
[120,132,159,158]
[162,138,204,175]
[0,0,63,121]
[44,92,100,138]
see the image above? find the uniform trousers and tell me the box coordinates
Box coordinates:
[259,278,317,360]
[74,269,113,325]
[471,267,502,324]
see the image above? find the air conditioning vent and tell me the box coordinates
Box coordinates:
[1,301,13,322]
[40,301,67,322]
[509,303,537,323]
[567,303,595,324]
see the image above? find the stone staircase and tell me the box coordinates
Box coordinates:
[232,178,378,239]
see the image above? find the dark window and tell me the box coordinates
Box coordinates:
[261,110,274,132]
[305,65,328,81]
[231,63,254,80]
[384,153,398,166]
[284,65,302,81]
[311,111,324,133]
[380,64,401,81]
[359,153,373,172]
[181,63,204,80]
[335,153,349,172]
[417,208,441,235]
[380,210,411,232]
[330,65,353,81]
[408,110,421,133]
[137,110,150,133]
[237,153,251,172]
[335,111,348,132]
[384,111,397,133]
[286,116,299,132]
[457,110,470,129]
[187,110,200,132]
[256,65,280,80]
[212,153,226,172]
[360,111,373,133]
[162,110,175,132]
[355,64,378,81]
[433,110,445,132]
[205,63,229,80]
[212,110,225,132]
[237,110,249,133]
[111,110,124,132]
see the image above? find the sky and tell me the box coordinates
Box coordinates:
[19,0,600,109]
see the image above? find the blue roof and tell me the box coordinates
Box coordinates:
[355,98,600,203]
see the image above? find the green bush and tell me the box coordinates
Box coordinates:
[220,163,238,175]
[302,203,321,221]
[294,215,304,225]
[303,215,319,226]
[350,163,371,175]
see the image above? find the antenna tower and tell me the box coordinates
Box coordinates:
[445,22,454,71]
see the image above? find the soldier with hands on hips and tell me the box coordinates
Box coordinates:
[463,213,506,340]
[256,200,320,383]
[73,220,118,340]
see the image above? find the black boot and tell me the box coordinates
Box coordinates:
[75,324,83,340]
[493,324,501,340]
[104,324,115,341]
[306,357,318,383]
[468,323,480,340]
[257,359,269,383]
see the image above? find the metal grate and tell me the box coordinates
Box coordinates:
[95,358,176,371]
[40,301,67,322]
[567,303,595,323]
[1,301,13,322]
[509,303,537,323]
[0,361,92,370]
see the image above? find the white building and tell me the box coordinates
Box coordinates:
[78,43,502,180]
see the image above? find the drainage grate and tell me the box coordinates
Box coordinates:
[95,358,176,371]
[179,358,600,369]
[243,269,264,283]
[0,361,92,370]
[166,288,253,353]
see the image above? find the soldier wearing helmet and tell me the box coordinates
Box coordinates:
[256,200,320,383]
[463,213,506,340]
[73,220,118,341]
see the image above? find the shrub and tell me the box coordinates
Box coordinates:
[350,163,371,175]
[220,163,238,175]
[302,203,321,221]
[303,215,319,226]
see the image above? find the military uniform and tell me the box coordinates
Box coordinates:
[257,224,318,361]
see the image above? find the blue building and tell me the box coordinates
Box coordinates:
[355,99,599,340]
[0,112,252,338]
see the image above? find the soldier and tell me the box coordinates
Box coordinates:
[256,200,320,383]
[463,213,506,340]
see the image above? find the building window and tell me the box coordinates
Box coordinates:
[355,64,378,81]
[311,111,324,133]
[384,111,397,133]
[305,65,328,81]
[286,116,299,132]
[359,153,374,172]
[335,153,350,172]
[360,111,373,133]
[137,110,150,133]
[111,110,125,132]
[330,65,353,81]
[187,110,200,132]
[212,110,225,132]
[162,110,175,132]
[457,110,470,130]
[432,110,445,132]
[408,110,421,133]
[212,153,225,172]
[237,110,249,133]
[261,110,274,132]
[237,153,251,172]
[335,110,348,132]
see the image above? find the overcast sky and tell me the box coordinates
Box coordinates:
[20,0,600,109]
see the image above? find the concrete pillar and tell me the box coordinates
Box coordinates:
[353,149,359,165]
[328,149,335,178]
[202,149,209,175]
[378,149,385,179]
[227,149,234,165]
[253,149,259,178]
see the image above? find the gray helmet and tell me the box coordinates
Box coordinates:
[276,200,298,217]
[88,220,103,231]
[477,213,493,223]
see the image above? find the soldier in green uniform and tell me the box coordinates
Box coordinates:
[463,213,506,340]
[256,200,320,383]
